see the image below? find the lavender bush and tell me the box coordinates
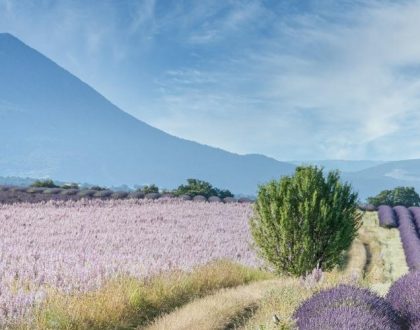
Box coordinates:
[93,190,113,198]
[0,199,258,325]
[128,191,145,199]
[208,196,222,203]
[387,271,420,327]
[378,205,398,228]
[393,206,420,270]
[293,285,402,330]
[111,191,128,199]
[408,207,420,235]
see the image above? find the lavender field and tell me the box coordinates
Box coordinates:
[0,199,258,323]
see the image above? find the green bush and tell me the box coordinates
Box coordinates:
[137,184,159,194]
[61,183,79,190]
[250,166,361,277]
[173,179,233,199]
[367,186,420,207]
[30,179,58,188]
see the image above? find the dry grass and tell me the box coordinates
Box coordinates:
[145,280,279,330]
[358,211,409,295]
[16,260,272,330]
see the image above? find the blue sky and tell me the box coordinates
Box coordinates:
[1,0,420,161]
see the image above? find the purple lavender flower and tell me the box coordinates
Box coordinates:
[378,205,398,228]
[293,285,402,329]
[387,271,420,327]
[394,206,420,271]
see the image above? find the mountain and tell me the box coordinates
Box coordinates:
[340,159,420,201]
[0,33,296,194]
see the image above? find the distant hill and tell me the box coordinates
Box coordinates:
[0,33,295,195]
[340,159,420,201]
[292,160,420,201]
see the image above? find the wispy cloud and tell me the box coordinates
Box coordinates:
[1,0,420,160]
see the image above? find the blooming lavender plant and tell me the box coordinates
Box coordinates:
[408,207,420,235]
[300,265,323,289]
[386,271,420,328]
[393,206,420,270]
[293,285,402,330]
[0,199,258,325]
[297,305,401,330]
[378,205,398,228]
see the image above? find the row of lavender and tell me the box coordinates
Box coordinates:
[293,205,420,329]
[378,205,420,271]
[294,272,420,329]
[0,185,253,204]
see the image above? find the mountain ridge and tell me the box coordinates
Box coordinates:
[0,33,295,194]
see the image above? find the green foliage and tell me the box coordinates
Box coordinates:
[367,186,420,207]
[30,179,59,188]
[172,178,233,198]
[250,166,361,277]
[61,183,79,190]
[137,184,159,194]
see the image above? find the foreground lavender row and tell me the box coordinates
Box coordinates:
[0,199,258,323]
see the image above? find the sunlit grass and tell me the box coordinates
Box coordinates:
[16,260,272,330]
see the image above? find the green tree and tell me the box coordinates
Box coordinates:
[137,184,159,194]
[250,166,361,277]
[30,179,58,188]
[367,186,420,207]
[173,179,233,198]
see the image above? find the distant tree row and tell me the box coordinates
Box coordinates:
[30,178,234,199]
[136,179,234,199]
[367,186,420,207]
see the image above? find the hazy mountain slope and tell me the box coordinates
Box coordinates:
[0,33,295,194]
[352,159,420,181]
[340,159,420,201]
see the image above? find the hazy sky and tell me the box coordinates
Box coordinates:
[1,0,420,161]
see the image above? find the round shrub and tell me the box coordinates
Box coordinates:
[378,205,398,228]
[129,191,145,199]
[0,185,11,192]
[179,194,192,201]
[387,271,420,326]
[10,186,26,193]
[43,188,63,195]
[358,204,377,212]
[193,195,206,202]
[297,305,401,330]
[223,197,237,203]
[294,285,402,330]
[111,191,129,199]
[160,193,174,199]
[26,187,45,194]
[61,189,79,196]
[238,197,253,203]
[208,196,221,203]
[93,190,113,198]
[250,166,361,276]
[145,192,161,200]
[78,190,96,198]
[30,179,58,188]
